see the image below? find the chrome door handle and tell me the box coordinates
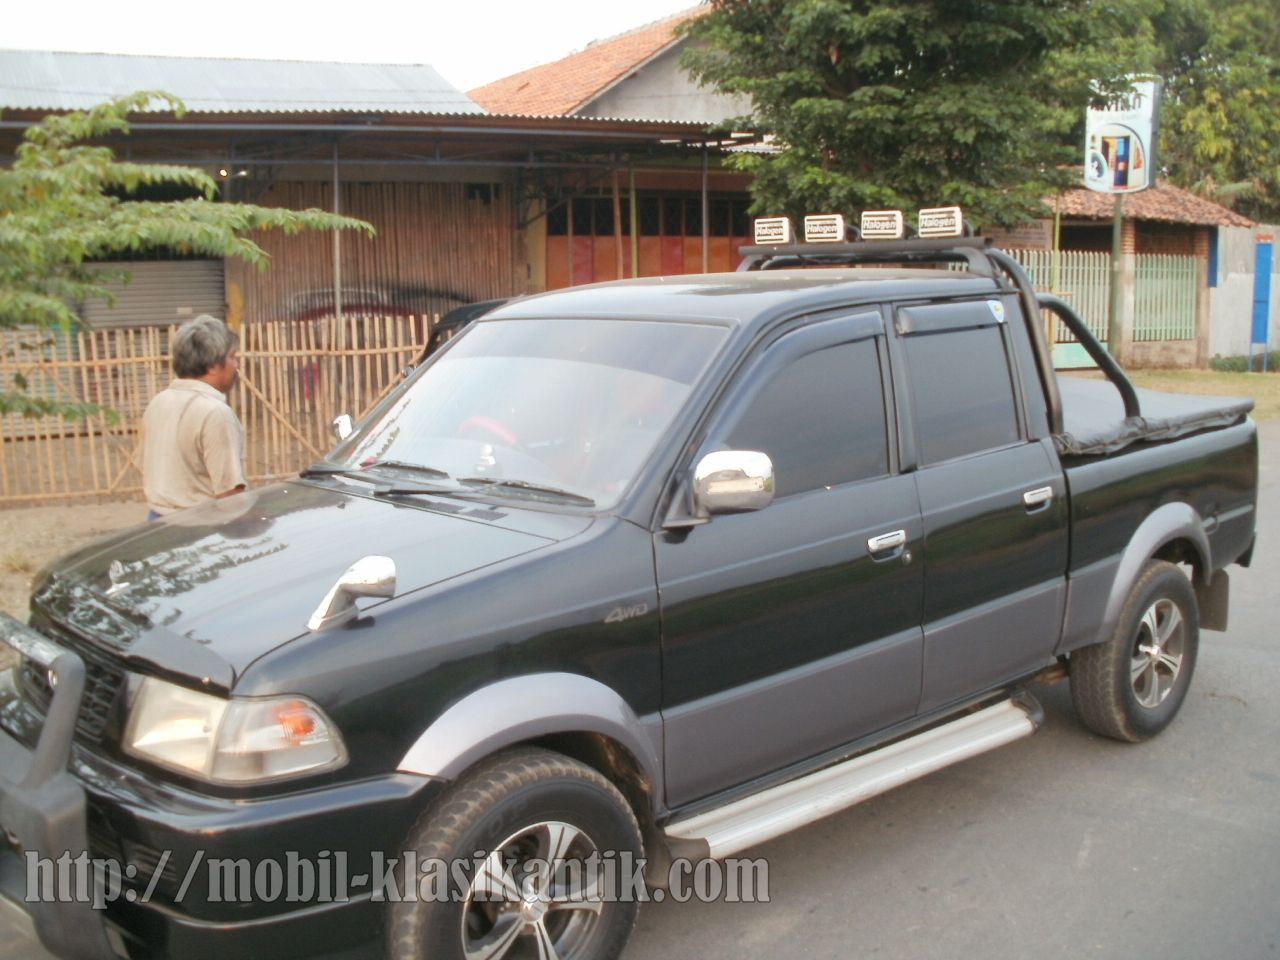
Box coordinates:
[1023,486,1054,509]
[867,530,906,553]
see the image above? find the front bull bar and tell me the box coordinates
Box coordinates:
[0,612,118,959]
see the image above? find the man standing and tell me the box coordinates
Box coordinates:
[142,314,246,518]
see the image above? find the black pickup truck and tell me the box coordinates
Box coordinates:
[0,234,1258,960]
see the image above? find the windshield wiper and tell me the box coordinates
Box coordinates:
[371,481,458,497]
[301,458,449,479]
[360,459,450,479]
[299,459,351,477]
[457,477,595,507]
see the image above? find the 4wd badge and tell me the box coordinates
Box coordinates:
[604,603,649,624]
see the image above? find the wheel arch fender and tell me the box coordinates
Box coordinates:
[1102,502,1211,631]
[396,673,663,794]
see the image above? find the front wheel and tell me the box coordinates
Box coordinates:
[1070,559,1200,742]
[387,748,643,960]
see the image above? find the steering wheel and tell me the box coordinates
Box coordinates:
[456,415,520,448]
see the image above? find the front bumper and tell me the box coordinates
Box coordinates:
[0,614,443,960]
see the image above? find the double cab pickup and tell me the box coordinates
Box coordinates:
[0,233,1258,960]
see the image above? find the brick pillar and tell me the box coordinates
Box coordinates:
[1122,219,1138,254]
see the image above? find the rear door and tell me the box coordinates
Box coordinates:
[890,297,1068,712]
[655,310,924,807]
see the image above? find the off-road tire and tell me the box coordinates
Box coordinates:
[1070,559,1200,742]
[387,747,642,960]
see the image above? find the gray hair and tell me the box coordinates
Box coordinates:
[171,315,238,378]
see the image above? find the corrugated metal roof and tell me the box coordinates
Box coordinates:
[0,49,484,114]
[472,109,723,128]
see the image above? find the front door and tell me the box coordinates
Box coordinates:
[655,311,924,808]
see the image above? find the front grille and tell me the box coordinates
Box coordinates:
[16,638,126,743]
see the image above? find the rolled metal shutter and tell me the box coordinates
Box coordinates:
[80,260,226,329]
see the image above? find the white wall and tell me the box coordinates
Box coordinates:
[1210,224,1279,358]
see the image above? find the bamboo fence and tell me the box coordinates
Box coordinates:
[225,181,523,325]
[0,316,428,506]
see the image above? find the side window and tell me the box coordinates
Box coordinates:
[724,337,888,498]
[899,302,1021,465]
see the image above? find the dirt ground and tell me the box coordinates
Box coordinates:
[0,500,143,670]
[0,499,144,622]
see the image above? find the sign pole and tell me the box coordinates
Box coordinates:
[1084,77,1160,362]
[1108,194,1125,357]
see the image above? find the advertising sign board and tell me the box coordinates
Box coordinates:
[1084,78,1161,194]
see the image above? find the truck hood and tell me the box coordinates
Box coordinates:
[31,482,585,689]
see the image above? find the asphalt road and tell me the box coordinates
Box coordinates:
[4,422,1277,960]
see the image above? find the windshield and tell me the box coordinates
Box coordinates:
[330,317,729,508]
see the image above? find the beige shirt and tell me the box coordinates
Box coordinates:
[142,379,246,515]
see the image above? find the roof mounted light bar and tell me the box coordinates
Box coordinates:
[753,207,969,247]
[738,235,996,277]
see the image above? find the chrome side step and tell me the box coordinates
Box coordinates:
[664,697,1041,859]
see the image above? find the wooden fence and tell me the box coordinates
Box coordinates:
[0,316,426,506]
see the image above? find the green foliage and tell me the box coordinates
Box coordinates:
[0,92,374,417]
[683,0,1107,228]
[1157,0,1280,221]
[683,0,1279,226]
[1209,351,1280,373]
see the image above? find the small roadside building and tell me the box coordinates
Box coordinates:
[983,182,1261,367]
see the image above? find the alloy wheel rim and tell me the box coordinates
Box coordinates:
[461,820,604,960]
[1129,598,1185,708]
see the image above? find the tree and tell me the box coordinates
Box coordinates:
[683,0,1107,229]
[1157,0,1280,221]
[0,92,374,416]
[684,0,1280,227]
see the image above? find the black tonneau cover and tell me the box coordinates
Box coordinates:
[1055,376,1254,457]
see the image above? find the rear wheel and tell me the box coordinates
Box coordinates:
[1070,559,1200,742]
[387,748,642,960]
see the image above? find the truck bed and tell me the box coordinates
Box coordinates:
[1054,375,1254,457]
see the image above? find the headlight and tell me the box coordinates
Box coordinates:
[124,677,347,784]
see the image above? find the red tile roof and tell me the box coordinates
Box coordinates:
[468,7,707,117]
[1053,181,1253,227]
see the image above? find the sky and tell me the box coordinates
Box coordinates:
[3,0,701,92]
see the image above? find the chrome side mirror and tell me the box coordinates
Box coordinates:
[694,450,774,515]
[307,556,396,631]
[331,414,354,441]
